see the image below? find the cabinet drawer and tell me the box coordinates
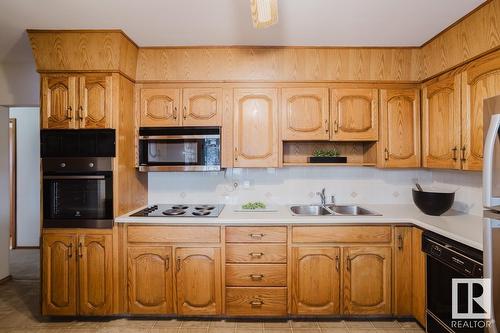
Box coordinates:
[226,244,287,263]
[127,226,220,243]
[226,287,287,316]
[226,227,287,243]
[226,264,287,287]
[292,226,391,243]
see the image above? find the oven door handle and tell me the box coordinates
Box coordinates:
[43,175,106,180]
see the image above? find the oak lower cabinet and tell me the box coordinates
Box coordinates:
[393,226,413,316]
[291,247,340,315]
[175,247,222,315]
[42,230,113,316]
[343,246,392,315]
[127,246,174,314]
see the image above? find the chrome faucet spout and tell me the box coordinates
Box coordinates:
[316,188,326,206]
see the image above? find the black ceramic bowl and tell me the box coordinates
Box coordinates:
[412,188,455,216]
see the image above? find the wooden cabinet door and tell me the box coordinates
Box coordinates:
[281,87,329,140]
[379,89,421,168]
[422,75,461,169]
[343,246,391,315]
[140,88,181,127]
[331,88,378,141]
[175,247,222,315]
[42,233,77,316]
[412,228,426,327]
[394,227,413,316]
[461,55,500,170]
[41,76,77,129]
[78,233,113,316]
[182,87,222,126]
[292,247,340,315]
[128,246,174,314]
[78,75,112,129]
[233,88,279,167]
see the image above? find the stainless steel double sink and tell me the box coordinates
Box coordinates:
[289,204,381,216]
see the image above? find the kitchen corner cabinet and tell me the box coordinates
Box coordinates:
[128,246,174,314]
[42,230,113,316]
[422,76,461,169]
[379,89,421,168]
[331,88,379,141]
[41,75,112,129]
[233,88,279,167]
[394,226,413,316]
[291,247,340,315]
[343,246,392,315]
[281,87,329,141]
[175,247,222,315]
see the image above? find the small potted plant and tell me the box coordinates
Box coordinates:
[308,148,347,163]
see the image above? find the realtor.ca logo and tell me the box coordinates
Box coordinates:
[452,278,493,329]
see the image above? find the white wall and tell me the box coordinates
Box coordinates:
[0,62,39,107]
[0,106,10,279]
[9,107,40,247]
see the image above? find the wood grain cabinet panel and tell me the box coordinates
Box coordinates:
[79,233,113,316]
[394,227,413,316]
[226,244,287,264]
[128,246,174,314]
[292,226,391,243]
[78,75,112,129]
[226,287,287,316]
[226,226,287,243]
[331,88,379,141]
[182,87,222,126]
[226,264,287,287]
[41,76,77,129]
[281,87,329,141]
[379,89,421,168]
[422,76,461,169]
[461,55,500,171]
[292,247,340,315]
[412,228,427,327]
[42,233,78,316]
[343,246,392,315]
[233,88,279,167]
[175,247,222,315]
[140,88,181,127]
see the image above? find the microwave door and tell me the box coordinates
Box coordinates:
[483,113,500,210]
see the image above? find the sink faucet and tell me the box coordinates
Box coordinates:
[316,188,326,205]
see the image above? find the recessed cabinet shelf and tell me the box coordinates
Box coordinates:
[283,141,377,167]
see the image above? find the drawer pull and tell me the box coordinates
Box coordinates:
[397,234,404,250]
[249,233,265,239]
[176,256,181,271]
[249,274,264,281]
[249,252,264,258]
[335,255,339,271]
[165,255,170,271]
[249,299,264,307]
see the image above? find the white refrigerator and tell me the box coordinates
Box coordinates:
[483,95,500,333]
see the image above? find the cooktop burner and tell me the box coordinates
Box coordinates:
[131,204,224,218]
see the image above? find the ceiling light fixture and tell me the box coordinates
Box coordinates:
[250,0,278,29]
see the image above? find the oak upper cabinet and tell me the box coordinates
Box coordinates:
[140,88,181,127]
[175,247,222,315]
[128,246,174,314]
[422,76,461,169]
[233,88,279,167]
[42,233,78,316]
[41,76,77,129]
[461,54,500,171]
[379,89,421,168]
[292,247,340,315]
[182,87,223,126]
[78,233,113,316]
[331,88,379,141]
[78,75,113,129]
[343,246,391,315]
[281,87,329,140]
[393,227,413,316]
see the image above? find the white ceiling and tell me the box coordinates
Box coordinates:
[0,0,486,63]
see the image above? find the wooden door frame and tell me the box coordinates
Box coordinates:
[9,119,17,249]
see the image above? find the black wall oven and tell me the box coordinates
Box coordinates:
[41,130,115,229]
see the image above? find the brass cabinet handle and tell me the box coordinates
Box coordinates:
[176,256,181,272]
[325,119,329,134]
[68,243,73,258]
[183,106,187,120]
[165,255,170,271]
[249,299,264,307]
[249,252,264,258]
[173,107,178,120]
[66,106,73,120]
[249,233,264,239]
[78,106,84,120]
[78,243,83,258]
[335,255,339,271]
[384,148,389,161]
[234,147,238,161]
[461,145,467,162]
[346,256,351,271]
[452,146,458,161]
[397,234,404,250]
[249,274,264,281]
[333,120,339,133]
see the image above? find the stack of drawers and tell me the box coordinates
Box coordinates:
[225,226,288,316]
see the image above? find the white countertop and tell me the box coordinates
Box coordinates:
[115,204,484,250]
